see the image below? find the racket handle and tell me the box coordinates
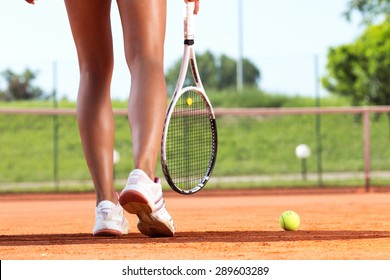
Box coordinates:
[184,1,195,40]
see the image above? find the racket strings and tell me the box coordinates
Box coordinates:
[165,89,216,190]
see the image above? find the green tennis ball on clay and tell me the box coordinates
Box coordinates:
[280,210,300,231]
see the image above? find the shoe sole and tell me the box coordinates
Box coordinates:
[119,190,174,238]
[93,229,125,237]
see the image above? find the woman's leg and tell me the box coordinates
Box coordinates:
[116,0,167,180]
[64,0,117,205]
[116,0,174,237]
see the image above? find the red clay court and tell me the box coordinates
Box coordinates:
[1,188,390,259]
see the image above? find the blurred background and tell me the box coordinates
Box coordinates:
[1,0,390,192]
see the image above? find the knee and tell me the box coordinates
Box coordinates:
[125,45,164,73]
[79,55,114,83]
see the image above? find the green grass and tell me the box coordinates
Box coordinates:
[222,111,381,177]
[1,90,390,192]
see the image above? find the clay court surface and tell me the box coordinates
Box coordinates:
[1,188,390,260]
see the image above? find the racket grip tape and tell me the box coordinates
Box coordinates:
[184,1,195,39]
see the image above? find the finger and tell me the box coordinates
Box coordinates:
[194,1,199,14]
[185,0,199,14]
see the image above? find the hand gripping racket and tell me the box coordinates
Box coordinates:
[161,1,218,195]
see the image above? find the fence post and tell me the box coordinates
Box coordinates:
[314,54,323,187]
[53,61,59,191]
[363,109,371,191]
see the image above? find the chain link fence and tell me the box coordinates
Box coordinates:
[1,107,390,192]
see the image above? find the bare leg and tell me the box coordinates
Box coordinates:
[64,0,117,205]
[117,0,167,180]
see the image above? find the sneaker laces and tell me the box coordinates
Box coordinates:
[97,201,123,222]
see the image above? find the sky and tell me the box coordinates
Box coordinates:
[0,0,363,101]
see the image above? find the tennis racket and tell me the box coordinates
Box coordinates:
[161,1,218,195]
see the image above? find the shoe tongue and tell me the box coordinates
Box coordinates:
[97,200,116,209]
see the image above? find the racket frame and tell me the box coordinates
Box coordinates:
[161,1,217,194]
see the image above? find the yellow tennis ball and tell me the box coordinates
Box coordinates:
[186,97,193,106]
[280,210,300,231]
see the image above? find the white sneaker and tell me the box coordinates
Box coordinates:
[93,200,130,236]
[119,169,175,237]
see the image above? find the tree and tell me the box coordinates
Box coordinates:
[242,58,261,87]
[217,54,236,89]
[165,50,261,93]
[322,20,390,107]
[360,22,390,106]
[321,45,365,105]
[0,69,45,101]
[216,55,261,89]
[197,50,219,89]
[344,0,390,24]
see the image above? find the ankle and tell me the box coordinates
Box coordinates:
[96,192,118,206]
[133,166,155,181]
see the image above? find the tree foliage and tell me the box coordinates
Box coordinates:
[0,69,45,101]
[344,0,390,24]
[322,20,390,106]
[165,50,261,93]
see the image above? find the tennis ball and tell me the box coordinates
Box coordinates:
[186,97,193,106]
[279,210,300,231]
